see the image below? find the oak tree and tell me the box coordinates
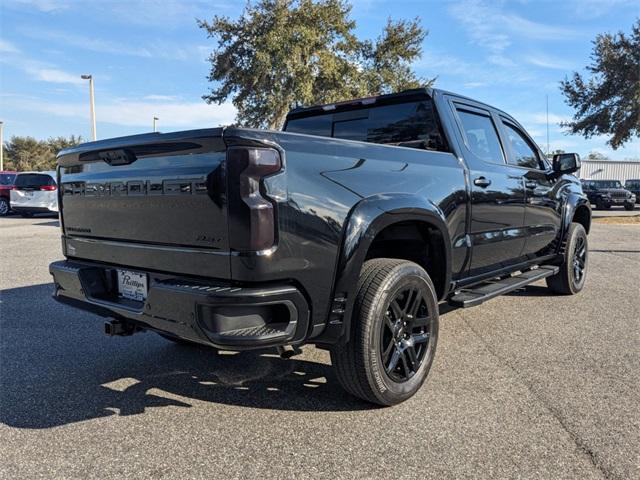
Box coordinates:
[198,0,430,129]
[561,20,640,149]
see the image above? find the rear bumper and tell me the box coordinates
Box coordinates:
[49,260,310,350]
[12,206,58,214]
[10,194,58,212]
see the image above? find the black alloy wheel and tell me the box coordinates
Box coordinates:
[572,234,587,286]
[381,287,432,382]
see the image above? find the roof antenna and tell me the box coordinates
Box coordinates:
[546,94,550,155]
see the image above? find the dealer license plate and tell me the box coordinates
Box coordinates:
[117,269,148,301]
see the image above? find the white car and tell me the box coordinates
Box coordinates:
[10,171,59,217]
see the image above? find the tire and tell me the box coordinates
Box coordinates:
[330,258,439,406]
[0,198,9,216]
[546,222,588,295]
[594,199,604,210]
[624,203,634,211]
[604,204,611,210]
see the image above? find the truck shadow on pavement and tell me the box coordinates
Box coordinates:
[32,220,60,227]
[0,283,371,430]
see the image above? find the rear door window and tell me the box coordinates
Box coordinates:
[455,109,504,163]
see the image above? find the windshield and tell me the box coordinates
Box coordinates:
[594,180,623,189]
[0,173,16,185]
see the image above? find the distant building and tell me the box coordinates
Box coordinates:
[579,160,640,182]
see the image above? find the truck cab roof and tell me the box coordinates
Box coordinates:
[285,87,511,121]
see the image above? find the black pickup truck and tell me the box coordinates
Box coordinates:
[50,88,591,405]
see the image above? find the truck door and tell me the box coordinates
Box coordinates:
[497,117,562,259]
[449,101,527,276]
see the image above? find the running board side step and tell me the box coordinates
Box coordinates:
[449,266,559,308]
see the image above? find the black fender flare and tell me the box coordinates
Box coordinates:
[561,194,592,243]
[314,194,452,345]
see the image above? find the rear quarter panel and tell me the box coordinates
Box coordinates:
[225,128,468,336]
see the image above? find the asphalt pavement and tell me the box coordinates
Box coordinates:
[1,215,638,479]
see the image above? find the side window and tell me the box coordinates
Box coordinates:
[502,122,541,169]
[456,109,504,162]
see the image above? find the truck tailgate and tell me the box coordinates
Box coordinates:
[57,128,230,277]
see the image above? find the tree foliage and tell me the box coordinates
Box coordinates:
[198,0,430,129]
[560,20,640,149]
[2,135,82,171]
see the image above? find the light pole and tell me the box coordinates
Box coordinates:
[0,121,4,171]
[153,116,159,132]
[81,74,97,141]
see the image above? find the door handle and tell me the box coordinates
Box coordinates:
[473,177,491,188]
[525,181,537,189]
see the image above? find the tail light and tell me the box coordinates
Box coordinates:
[40,185,57,191]
[227,146,282,252]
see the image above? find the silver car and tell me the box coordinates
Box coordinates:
[10,171,58,217]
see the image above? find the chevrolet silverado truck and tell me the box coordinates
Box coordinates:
[50,88,591,405]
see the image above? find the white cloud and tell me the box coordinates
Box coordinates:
[143,94,180,102]
[500,13,578,41]
[513,111,572,126]
[463,82,488,89]
[6,95,237,128]
[568,0,638,19]
[524,54,575,71]
[0,52,85,86]
[448,0,511,55]
[19,27,205,61]
[448,0,580,66]
[0,39,20,53]
[32,67,85,85]
[100,101,237,128]
[3,0,72,12]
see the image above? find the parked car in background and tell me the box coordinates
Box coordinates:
[624,179,640,204]
[10,171,58,217]
[0,171,17,216]
[581,179,636,210]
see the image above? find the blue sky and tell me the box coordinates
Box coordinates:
[1,0,638,159]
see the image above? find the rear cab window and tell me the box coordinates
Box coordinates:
[284,98,449,152]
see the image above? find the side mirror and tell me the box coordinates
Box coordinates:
[552,153,581,175]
